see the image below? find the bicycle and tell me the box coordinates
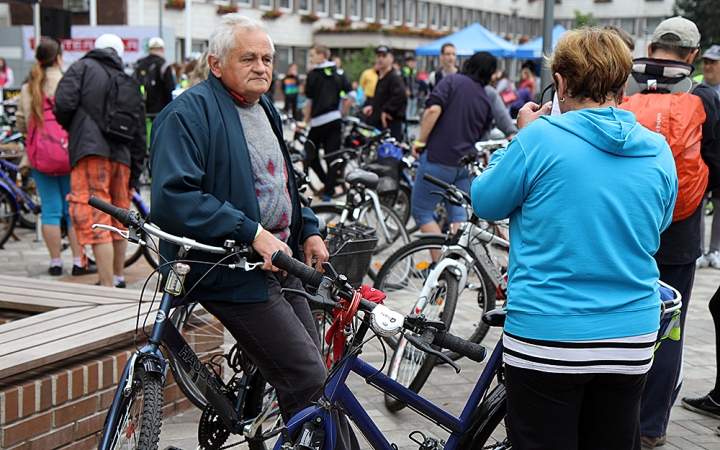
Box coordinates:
[90,196,284,450]
[271,252,684,450]
[124,189,159,269]
[0,156,41,247]
[311,167,410,282]
[374,172,510,410]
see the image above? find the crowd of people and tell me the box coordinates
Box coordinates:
[5,11,720,450]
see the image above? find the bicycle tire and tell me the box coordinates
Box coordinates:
[101,367,164,450]
[17,175,39,229]
[311,202,410,281]
[167,302,225,409]
[394,183,411,227]
[0,186,18,248]
[373,236,497,358]
[310,305,335,367]
[457,383,510,450]
[384,269,458,412]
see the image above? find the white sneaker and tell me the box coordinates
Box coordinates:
[697,253,710,268]
[709,251,720,269]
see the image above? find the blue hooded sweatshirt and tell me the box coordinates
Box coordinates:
[471,107,677,342]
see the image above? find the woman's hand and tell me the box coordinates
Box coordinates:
[517,101,553,130]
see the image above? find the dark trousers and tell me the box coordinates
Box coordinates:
[307,119,342,198]
[640,262,695,438]
[505,365,647,450]
[200,272,359,449]
[709,284,720,399]
[284,94,298,119]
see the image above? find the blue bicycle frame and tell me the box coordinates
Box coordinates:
[276,337,504,450]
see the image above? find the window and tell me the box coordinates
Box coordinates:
[393,0,402,24]
[295,48,308,74]
[364,0,375,20]
[64,0,89,12]
[646,17,662,35]
[406,0,415,25]
[259,0,272,8]
[620,18,636,35]
[491,12,499,33]
[441,5,449,29]
[275,47,291,74]
[349,0,360,18]
[418,2,427,26]
[378,0,389,22]
[279,0,292,9]
[500,14,507,34]
[333,0,345,17]
[431,3,439,27]
[297,0,309,10]
[474,10,482,25]
[464,9,473,27]
[452,7,460,29]
[483,12,491,29]
[316,0,328,15]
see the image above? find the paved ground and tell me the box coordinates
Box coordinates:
[2,214,720,449]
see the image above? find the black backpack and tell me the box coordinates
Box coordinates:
[98,63,144,144]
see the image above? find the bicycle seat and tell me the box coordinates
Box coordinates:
[482,308,507,327]
[346,169,379,190]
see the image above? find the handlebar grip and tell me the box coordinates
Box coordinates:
[432,330,487,363]
[88,196,136,228]
[422,173,451,190]
[271,251,325,289]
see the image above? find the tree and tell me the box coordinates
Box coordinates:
[674,0,720,50]
[574,10,598,28]
[341,45,377,83]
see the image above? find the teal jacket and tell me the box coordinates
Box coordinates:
[149,73,321,303]
[472,107,677,341]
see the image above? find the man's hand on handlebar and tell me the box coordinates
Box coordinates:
[303,234,329,271]
[253,229,292,272]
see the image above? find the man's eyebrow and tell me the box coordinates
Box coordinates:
[239,51,273,59]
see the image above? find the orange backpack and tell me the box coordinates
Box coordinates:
[619,77,708,222]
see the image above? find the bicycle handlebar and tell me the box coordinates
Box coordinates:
[422,173,471,204]
[89,196,137,228]
[271,250,486,363]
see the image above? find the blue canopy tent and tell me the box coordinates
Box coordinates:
[414,23,518,58]
[514,24,568,60]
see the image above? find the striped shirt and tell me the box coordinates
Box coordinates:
[503,331,657,375]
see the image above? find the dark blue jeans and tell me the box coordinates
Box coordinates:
[640,262,696,438]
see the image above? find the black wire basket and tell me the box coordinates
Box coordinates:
[326,224,379,288]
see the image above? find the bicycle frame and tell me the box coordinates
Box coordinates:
[276,331,505,450]
[0,159,39,215]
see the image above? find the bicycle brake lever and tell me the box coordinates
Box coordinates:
[281,288,341,310]
[404,329,461,373]
[91,224,140,244]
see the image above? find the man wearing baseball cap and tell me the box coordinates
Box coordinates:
[134,36,175,118]
[619,16,720,448]
[363,45,406,140]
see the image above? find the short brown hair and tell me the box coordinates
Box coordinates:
[311,43,330,60]
[603,25,635,52]
[549,27,632,104]
[440,43,455,55]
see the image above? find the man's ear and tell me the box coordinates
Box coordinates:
[208,54,222,79]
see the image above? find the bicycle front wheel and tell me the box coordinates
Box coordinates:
[384,269,458,412]
[0,186,18,248]
[458,383,510,450]
[101,367,164,450]
[373,237,497,356]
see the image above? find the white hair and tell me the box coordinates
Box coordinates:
[208,13,275,66]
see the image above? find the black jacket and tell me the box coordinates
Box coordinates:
[54,49,146,189]
[368,69,407,126]
[134,53,174,115]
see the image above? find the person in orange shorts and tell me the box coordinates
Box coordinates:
[54,34,146,287]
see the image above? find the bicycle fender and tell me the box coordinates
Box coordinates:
[0,180,21,211]
[274,405,337,450]
[428,258,468,296]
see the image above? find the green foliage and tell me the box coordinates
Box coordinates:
[341,45,377,83]
[674,0,720,50]
[574,10,598,28]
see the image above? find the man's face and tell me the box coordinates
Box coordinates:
[406,59,415,68]
[209,28,273,103]
[376,52,393,70]
[441,47,456,67]
[703,58,720,85]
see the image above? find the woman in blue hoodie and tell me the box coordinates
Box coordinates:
[471,28,678,449]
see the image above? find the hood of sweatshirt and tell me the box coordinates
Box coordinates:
[540,107,666,158]
[312,61,337,76]
[83,48,124,71]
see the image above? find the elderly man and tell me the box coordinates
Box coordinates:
[149,15,357,447]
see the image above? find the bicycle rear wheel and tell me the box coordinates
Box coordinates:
[101,367,164,450]
[458,383,510,450]
[384,269,458,411]
[0,186,18,248]
[373,237,497,358]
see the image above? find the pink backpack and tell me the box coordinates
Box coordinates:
[26,94,70,176]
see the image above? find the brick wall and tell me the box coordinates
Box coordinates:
[0,319,223,449]
[10,0,127,26]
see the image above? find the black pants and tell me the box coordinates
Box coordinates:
[284,94,298,119]
[710,284,720,399]
[505,365,646,450]
[200,272,359,449]
[640,262,695,438]
[307,119,343,198]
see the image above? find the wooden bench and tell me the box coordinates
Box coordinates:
[0,274,159,380]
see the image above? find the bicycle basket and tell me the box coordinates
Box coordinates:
[326,224,379,288]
